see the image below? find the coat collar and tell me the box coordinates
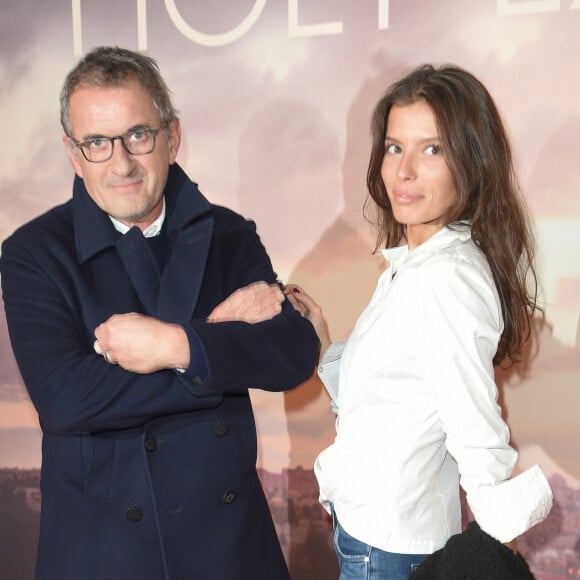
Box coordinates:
[72,163,214,321]
[72,163,212,263]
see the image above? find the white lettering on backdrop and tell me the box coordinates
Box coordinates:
[498,0,580,15]
[71,0,390,55]
[71,0,578,56]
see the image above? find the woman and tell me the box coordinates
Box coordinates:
[286,64,553,579]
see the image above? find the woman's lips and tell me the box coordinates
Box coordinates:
[393,191,421,204]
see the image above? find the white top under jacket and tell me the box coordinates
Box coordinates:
[315,223,553,554]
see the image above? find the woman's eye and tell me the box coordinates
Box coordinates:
[385,143,400,154]
[425,144,439,155]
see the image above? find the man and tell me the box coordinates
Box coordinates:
[0,46,318,580]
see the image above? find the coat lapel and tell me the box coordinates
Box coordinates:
[156,215,213,322]
[156,164,213,322]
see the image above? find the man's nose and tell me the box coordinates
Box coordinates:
[109,137,137,174]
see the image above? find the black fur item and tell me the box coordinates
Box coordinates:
[410,521,535,579]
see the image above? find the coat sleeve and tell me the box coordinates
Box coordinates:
[0,232,224,435]
[180,215,320,394]
[0,214,318,435]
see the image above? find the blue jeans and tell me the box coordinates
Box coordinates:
[332,512,428,580]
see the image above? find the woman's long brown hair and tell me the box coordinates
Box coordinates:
[365,64,542,365]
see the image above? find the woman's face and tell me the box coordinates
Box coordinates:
[381,99,458,249]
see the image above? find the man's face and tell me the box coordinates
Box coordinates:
[64,80,180,230]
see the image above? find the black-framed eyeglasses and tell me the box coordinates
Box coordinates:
[72,127,165,163]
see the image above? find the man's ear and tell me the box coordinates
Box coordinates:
[63,135,84,178]
[167,120,181,165]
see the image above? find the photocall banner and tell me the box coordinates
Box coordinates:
[1,1,579,578]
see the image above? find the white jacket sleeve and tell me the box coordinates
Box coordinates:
[420,257,553,542]
[317,340,346,415]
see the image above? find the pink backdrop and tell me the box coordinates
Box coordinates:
[1,1,579,578]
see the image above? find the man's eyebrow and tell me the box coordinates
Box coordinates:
[126,123,153,132]
[77,133,107,142]
[78,124,152,141]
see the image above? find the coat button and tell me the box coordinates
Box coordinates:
[214,421,229,437]
[144,437,157,452]
[223,491,237,505]
[126,507,143,522]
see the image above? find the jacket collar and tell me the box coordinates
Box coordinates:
[381,222,472,265]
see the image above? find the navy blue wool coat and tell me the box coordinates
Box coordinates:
[1,163,318,580]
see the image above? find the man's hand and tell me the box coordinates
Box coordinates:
[94,313,189,374]
[207,281,284,323]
